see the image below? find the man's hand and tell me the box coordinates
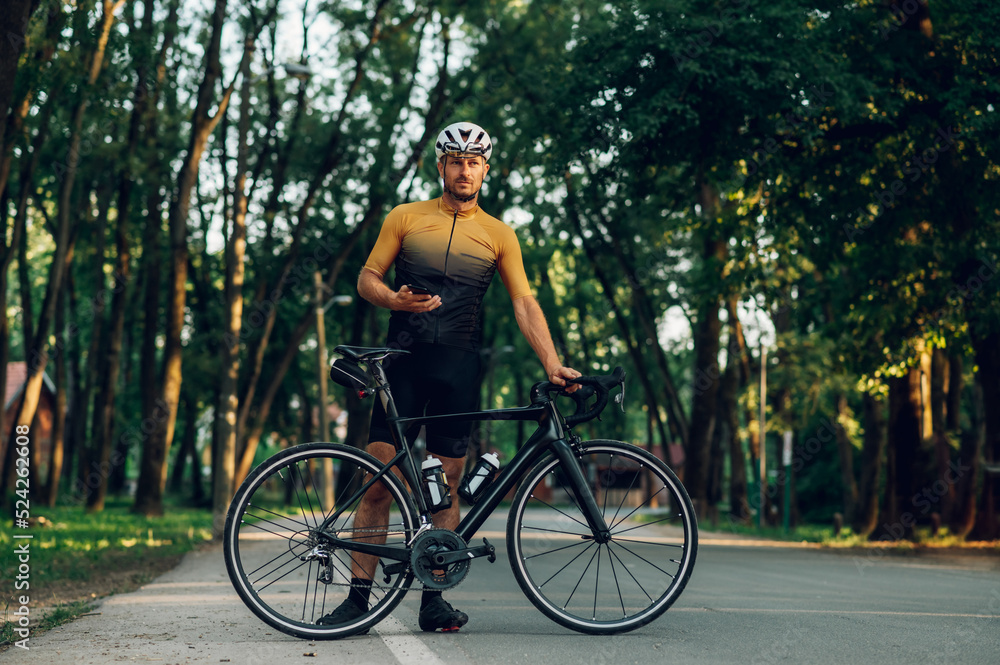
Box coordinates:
[547,365,583,393]
[393,285,443,313]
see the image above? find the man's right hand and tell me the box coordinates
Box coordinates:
[393,285,443,313]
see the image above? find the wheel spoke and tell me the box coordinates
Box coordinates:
[610,514,683,537]
[609,539,678,579]
[522,539,590,561]
[609,485,668,530]
[240,514,311,543]
[511,444,697,633]
[606,542,655,603]
[245,503,312,531]
[226,445,418,638]
[537,541,596,590]
[520,524,589,537]
[528,494,591,530]
[607,457,641,527]
[611,535,686,548]
[604,544,628,617]
[563,544,600,609]
[592,545,601,620]
[290,463,318,529]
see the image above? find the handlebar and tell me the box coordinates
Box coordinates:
[530,367,627,428]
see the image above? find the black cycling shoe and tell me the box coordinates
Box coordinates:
[316,598,369,633]
[418,596,469,632]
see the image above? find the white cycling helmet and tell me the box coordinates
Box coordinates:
[435,122,493,162]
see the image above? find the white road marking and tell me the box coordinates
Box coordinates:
[374,613,446,665]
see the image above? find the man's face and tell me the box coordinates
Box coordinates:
[438,155,490,203]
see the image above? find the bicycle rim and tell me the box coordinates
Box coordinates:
[507,440,698,634]
[224,442,417,639]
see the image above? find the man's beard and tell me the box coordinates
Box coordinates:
[444,180,480,203]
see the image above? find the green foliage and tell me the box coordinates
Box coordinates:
[0,498,212,592]
[4,0,999,535]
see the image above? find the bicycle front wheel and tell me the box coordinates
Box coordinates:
[507,440,697,634]
[224,442,418,639]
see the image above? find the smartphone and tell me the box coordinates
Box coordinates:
[404,284,433,296]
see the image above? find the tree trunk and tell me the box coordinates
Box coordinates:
[134,0,236,516]
[0,209,27,480]
[929,347,954,524]
[44,263,69,506]
[884,369,922,541]
[212,33,254,537]
[855,393,885,537]
[952,378,983,538]
[685,236,726,517]
[946,353,963,432]
[83,184,114,511]
[171,396,200,500]
[970,331,1000,540]
[235,101,443,486]
[565,180,673,454]
[723,301,750,524]
[7,0,123,500]
[88,0,162,511]
[834,394,859,524]
[0,0,41,201]
[237,0,395,444]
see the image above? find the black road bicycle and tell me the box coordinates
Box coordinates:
[223,345,697,639]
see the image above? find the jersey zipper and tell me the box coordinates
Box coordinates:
[435,209,459,344]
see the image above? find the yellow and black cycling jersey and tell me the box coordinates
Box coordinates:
[364,197,532,352]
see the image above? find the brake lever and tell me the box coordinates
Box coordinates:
[615,380,626,413]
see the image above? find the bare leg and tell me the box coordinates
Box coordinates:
[432,453,467,531]
[349,441,397,580]
[349,447,466,579]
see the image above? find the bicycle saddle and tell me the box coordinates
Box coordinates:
[334,345,412,362]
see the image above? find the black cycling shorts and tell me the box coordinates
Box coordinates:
[368,343,482,458]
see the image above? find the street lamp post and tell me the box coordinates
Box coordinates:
[314,271,352,505]
[759,343,767,529]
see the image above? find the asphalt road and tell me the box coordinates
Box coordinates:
[4,513,998,665]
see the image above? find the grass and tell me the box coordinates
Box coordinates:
[1,497,213,648]
[686,514,1000,550]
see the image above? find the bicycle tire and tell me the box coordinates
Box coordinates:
[224,442,418,639]
[507,440,698,634]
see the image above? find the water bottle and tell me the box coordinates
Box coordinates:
[421,456,451,512]
[458,452,500,504]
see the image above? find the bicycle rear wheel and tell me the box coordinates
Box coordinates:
[507,440,697,634]
[224,442,418,639]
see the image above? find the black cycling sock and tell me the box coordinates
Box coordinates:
[349,577,372,608]
[421,588,442,609]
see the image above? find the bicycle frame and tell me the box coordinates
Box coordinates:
[316,366,612,562]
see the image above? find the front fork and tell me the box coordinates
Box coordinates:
[551,436,611,543]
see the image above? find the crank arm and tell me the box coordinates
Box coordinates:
[429,538,496,566]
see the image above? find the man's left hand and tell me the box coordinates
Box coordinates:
[548,366,583,393]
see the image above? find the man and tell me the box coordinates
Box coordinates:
[320,121,579,632]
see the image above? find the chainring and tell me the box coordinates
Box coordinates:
[410,528,470,591]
